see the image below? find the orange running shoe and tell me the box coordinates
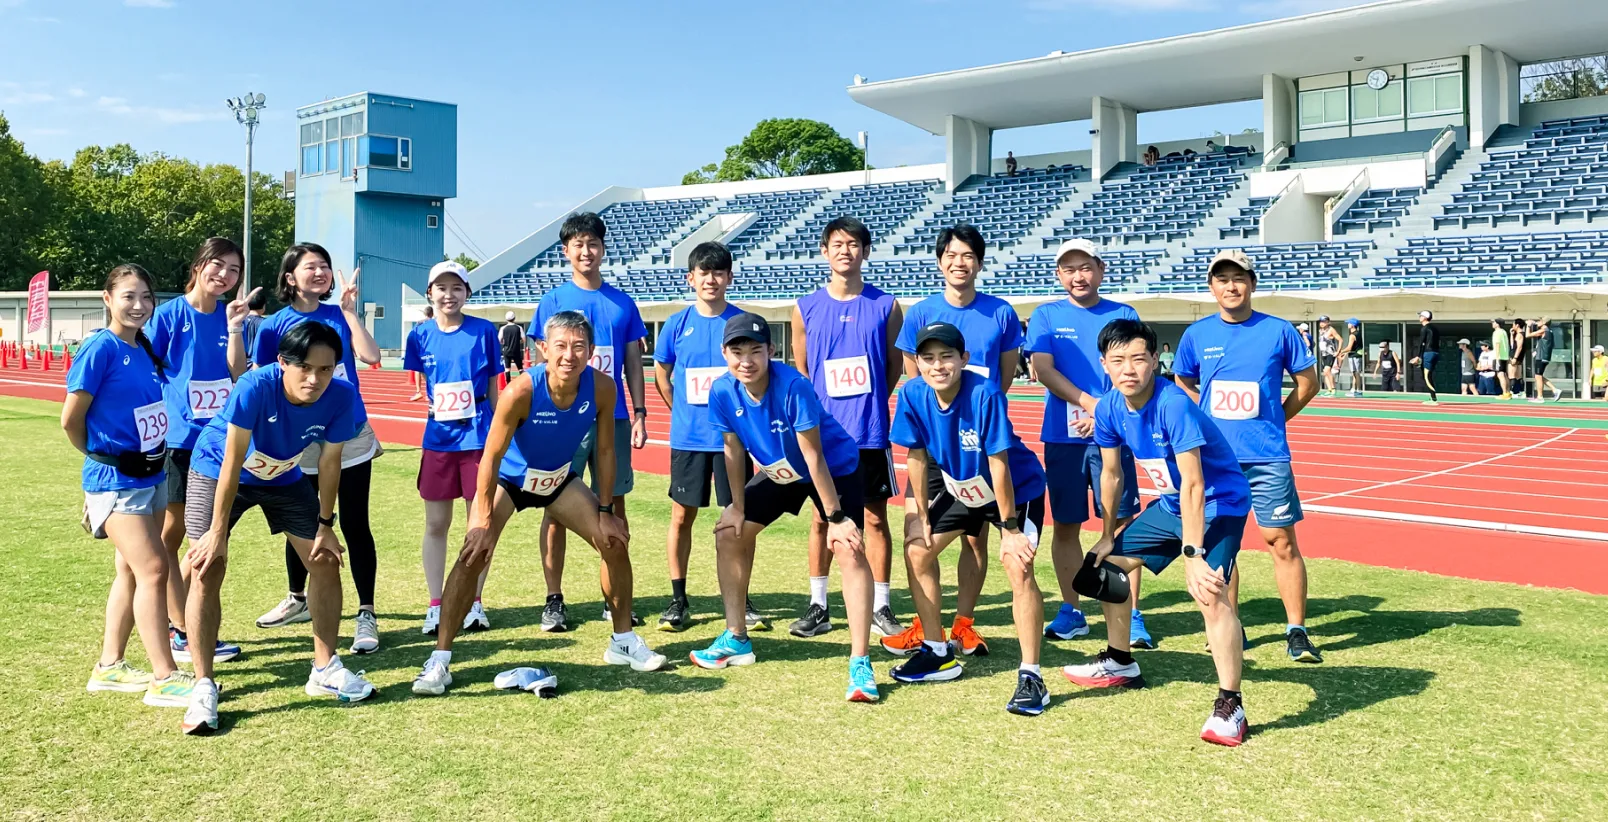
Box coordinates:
[948,616,989,657]
[879,617,934,657]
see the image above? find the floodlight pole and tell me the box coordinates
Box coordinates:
[227,93,266,294]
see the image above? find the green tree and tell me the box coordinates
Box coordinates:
[0,114,56,290]
[452,252,479,271]
[1522,57,1608,102]
[683,119,864,184]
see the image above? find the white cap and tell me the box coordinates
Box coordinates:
[428,260,471,288]
[1053,238,1102,263]
[1593,345,1604,353]
[1457,338,1471,345]
[1419,310,1433,320]
[1297,322,1309,331]
[505,311,517,322]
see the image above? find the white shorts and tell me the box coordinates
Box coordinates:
[298,421,383,474]
[82,484,168,540]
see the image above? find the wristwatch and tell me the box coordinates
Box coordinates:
[633,407,648,418]
[826,509,849,525]
[1000,516,1022,532]
[318,513,337,527]
[598,503,615,514]
[1182,543,1206,559]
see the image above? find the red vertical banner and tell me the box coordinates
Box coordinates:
[25,271,49,334]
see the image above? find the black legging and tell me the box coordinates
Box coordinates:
[286,459,377,607]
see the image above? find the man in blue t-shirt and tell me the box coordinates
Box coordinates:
[887,322,1051,716]
[1024,239,1147,647]
[529,212,650,632]
[689,313,881,705]
[1172,249,1322,664]
[1062,318,1252,747]
[651,241,753,633]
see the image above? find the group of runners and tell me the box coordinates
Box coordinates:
[68,212,1329,746]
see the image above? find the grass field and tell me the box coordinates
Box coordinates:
[2,394,1605,821]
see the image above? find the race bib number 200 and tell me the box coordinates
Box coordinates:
[1209,380,1260,421]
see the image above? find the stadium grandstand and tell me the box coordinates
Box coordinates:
[457,0,1608,395]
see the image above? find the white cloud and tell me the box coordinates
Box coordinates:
[1,91,54,104]
[124,0,175,7]
[96,94,226,124]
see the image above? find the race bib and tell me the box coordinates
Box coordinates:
[133,400,168,452]
[824,355,872,398]
[188,378,231,420]
[1209,380,1260,421]
[685,366,725,406]
[334,363,350,382]
[963,363,991,378]
[941,470,996,509]
[1136,457,1178,495]
[1065,404,1091,438]
[1381,358,1395,371]
[243,450,299,481]
[522,464,571,496]
[432,380,475,422]
[758,456,803,485]
[589,345,616,376]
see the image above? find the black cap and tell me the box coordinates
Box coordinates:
[913,321,966,355]
[1072,552,1132,604]
[722,312,771,347]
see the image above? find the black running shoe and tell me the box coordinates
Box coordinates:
[1285,626,1323,663]
[657,598,689,632]
[1006,670,1050,716]
[871,605,903,638]
[890,646,963,683]
[540,594,568,633]
[788,603,832,637]
[745,598,771,632]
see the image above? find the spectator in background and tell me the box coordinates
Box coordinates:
[1143,146,1160,167]
[242,288,269,365]
[1509,318,1528,400]
[1409,309,1441,405]
[1374,340,1401,391]
[1527,317,1562,403]
[1182,148,1197,158]
[1457,339,1477,396]
[1317,316,1340,397]
[1005,152,1018,176]
[1491,318,1512,399]
[1476,341,1499,396]
[499,310,526,376]
[1158,341,1175,376]
[1338,318,1363,397]
[1591,345,1607,399]
[1205,139,1219,153]
[1297,322,1312,354]
[409,305,434,401]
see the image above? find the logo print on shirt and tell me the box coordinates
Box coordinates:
[683,327,694,337]
[769,420,787,434]
[959,429,981,452]
[181,322,191,333]
[123,355,131,365]
[268,414,278,423]
[578,401,591,415]
[839,315,853,322]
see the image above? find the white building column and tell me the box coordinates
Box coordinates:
[944,115,992,192]
[1091,96,1138,181]
[1262,73,1296,153]
[1469,44,1521,149]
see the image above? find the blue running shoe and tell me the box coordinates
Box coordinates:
[171,628,241,664]
[688,630,756,670]
[1129,610,1156,650]
[846,655,879,703]
[1044,603,1089,640]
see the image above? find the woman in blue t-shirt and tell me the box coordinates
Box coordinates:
[250,243,386,654]
[63,264,196,709]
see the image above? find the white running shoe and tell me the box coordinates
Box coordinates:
[1201,696,1248,746]
[306,656,376,703]
[1062,652,1145,688]
[256,595,311,628]
[350,610,380,655]
[182,678,220,735]
[602,633,668,672]
[494,667,558,696]
[462,602,491,631]
[422,605,440,636]
[412,658,452,696]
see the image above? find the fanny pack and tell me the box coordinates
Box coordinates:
[426,393,489,423]
[89,446,168,480]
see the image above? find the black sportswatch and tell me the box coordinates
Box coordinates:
[598,503,615,514]
[826,509,849,525]
[1000,516,1022,532]
[1182,543,1206,559]
[633,407,647,417]
[318,513,337,528]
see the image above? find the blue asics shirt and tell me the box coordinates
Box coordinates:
[797,282,896,449]
[66,330,168,492]
[654,303,743,452]
[708,361,859,483]
[530,281,646,421]
[1024,297,1139,445]
[500,365,597,489]
[404,315,502,453]
[1173,311,1315,464]
[148,296,234,450]
[1094,379,1250,519]
[251,303,366,418]
[191,364,364,487]
[890,371,1045,504]
[895,292,1024,390]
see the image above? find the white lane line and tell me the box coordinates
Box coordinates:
[1305,427,1582,504]
[1301,502,1608,542]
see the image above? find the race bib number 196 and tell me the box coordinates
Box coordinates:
[1136,457,1178,495]
[523,465,570,496]
[1209,380,1259,421]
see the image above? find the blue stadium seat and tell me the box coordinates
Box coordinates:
[1364,230,1608,288]
[894,167,1083,254]
[1148,241,1373,293]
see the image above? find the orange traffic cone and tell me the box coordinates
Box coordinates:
[63,348,72,371]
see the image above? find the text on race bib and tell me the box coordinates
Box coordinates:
[1136,457,1178,495]
[1209,379,1260,421]
[589,345,616,376]
[188,378,232,420]
[243,450,299,481]
[758,456,803,485]
[684,366,726,406]
[334,363,349,383]
[522,464,570,496]
[941,470,996,509]
[133,401,169,452]
[1381,359,1395,371]
[1065,404,1091,439]
[963,363,991,378]
[824,355,872,399]
[432,380,475,421]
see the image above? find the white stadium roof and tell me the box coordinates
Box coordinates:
[847,0,1608,134]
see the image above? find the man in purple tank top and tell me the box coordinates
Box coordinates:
[789,216,906,640]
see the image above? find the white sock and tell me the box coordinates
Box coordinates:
[873,582,890,611]
[316,654,341,673]
[611,631,635,644]
[809,576,829,608]
[1020,663,1041,675]
[923,639,949,655]
[430,650,452,667]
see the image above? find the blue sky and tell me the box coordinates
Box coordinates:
[0,0,1365,260]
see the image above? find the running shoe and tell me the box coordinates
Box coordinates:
[689,629,756,670]
[871,605,903,638]
[462,602,491,632]
[658,598,690,632]
[1045,603,1090,640]
[422,605,440,636]
[540,594,568,632]
[171,628,241,664]
[143,670,198,708]
[603,633,668,672]
[1553,387,1564,403]
[86,659,151,694]
[890,646,963,683]
[601,604,645,628]
[494,666,558,697]
[1006,670,1050,717]
[350,610,380,655]
[182,677,220,735]
[305,657,376,703]
[1130,609,1156,650]
[846,655,879,703]
[1285,626,1323,663]
[256,595,310,628]
[948,616,989,657]
[879,616,931,657]
[788,603,832,637]
[1062,651,1145,688]
[412,658,453,696]
[1424,399,1441,406]
[1528,396,1545,404]
[1200,695,1248,747]
[745,598,771,632]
